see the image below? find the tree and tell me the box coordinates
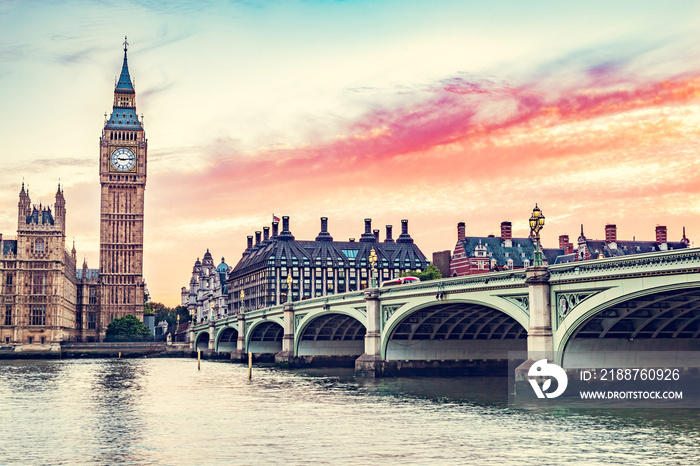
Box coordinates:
[143,291,153,316]
[153,303,191,336]
[402,263,442,282]
[105,314,152,342]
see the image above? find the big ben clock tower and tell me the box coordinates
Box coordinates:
[99,37,146,327]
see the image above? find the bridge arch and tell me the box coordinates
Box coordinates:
[381,298,528,361]
[246,318,284,356]
[216,326,238,352]
[195,331,210,351]
[558,282,700,366]
[295,309,366,359]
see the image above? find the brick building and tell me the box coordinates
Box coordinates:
[446,219,691,277]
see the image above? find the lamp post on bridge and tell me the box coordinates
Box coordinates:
[240,289,245,314]
[369,247,378,288]
[529,204,546,267]
[286,273,293,303]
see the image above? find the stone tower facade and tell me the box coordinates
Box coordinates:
[0,184,78,345]
[99,37,147,326]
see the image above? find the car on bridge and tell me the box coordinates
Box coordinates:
[381,276,420,287]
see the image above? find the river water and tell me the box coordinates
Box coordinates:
[0,358,699,465]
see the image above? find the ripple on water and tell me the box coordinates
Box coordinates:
[0,358,698,465]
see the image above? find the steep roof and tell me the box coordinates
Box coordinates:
[115,40,134,93]
[460,236,537,268]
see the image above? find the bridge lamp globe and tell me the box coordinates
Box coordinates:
[369,247,378,288]
[530,204,545,267]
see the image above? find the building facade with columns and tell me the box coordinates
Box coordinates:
[225,216,429,314]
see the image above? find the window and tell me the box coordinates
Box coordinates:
[4,273,13,294]
[89,288,97,305]
[4,305,11,326]
[41,336,45,344]
[34,239,45,255]
[4,337,8,344]
[32,273,46,295]
[30,305,46,326]
[28,337,33,344]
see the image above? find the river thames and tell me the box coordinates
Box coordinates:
[1,358,699,465]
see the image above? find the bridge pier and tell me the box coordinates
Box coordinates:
[208,321,215,352]
[231,313,247,362]
[515,266,554,383]
[274,302,295,367]
[525,266,553,359]
[355,289,387,377]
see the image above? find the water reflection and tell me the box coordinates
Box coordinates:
[90,360,147,465]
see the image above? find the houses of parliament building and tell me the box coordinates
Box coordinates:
[0,39,147,345]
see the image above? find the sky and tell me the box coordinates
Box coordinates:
[1,0,700,306]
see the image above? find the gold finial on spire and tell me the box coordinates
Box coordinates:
[123,35,129,52]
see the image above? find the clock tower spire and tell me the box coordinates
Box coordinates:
[98,37,147,332]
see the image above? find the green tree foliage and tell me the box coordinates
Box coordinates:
[153,303,191,336]
[105,314,152,342]
[401,264,443,282]
[143,291,153,315]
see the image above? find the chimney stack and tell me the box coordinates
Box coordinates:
[255,231,261,246]
[315,216,333,241]
[263,226,270,242]
[457,222,466,242]
[272,221,279,238]
[397,219,413,244]
[605,224,617,243]
[656,225,667,244]
[559,235,573,254]
[385,225,394,243]
[246,236,253,250]
[360,218,375,242]
[500,221,512,241]
[373,229,380,241]
[278,216,294,240]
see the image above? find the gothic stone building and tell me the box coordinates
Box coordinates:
[181,250,229,323]
[0,41,147,344]
[0,185,78,345]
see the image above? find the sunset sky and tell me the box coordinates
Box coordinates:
[1,1,700,306]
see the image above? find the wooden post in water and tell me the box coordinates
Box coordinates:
[118,351,121,359]
[198,349,201,370]
[248,351,252,379]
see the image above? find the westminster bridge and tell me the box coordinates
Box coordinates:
[190,248,700,376]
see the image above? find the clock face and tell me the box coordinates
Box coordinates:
[111,147,136,171]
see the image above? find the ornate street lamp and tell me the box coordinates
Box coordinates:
[240,289,245,313]
[529,204,546,266]
[286,273,293,303]
[175,313,180,341]
[369,247,378,288]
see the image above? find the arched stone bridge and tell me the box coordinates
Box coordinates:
[191,248,700,376]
